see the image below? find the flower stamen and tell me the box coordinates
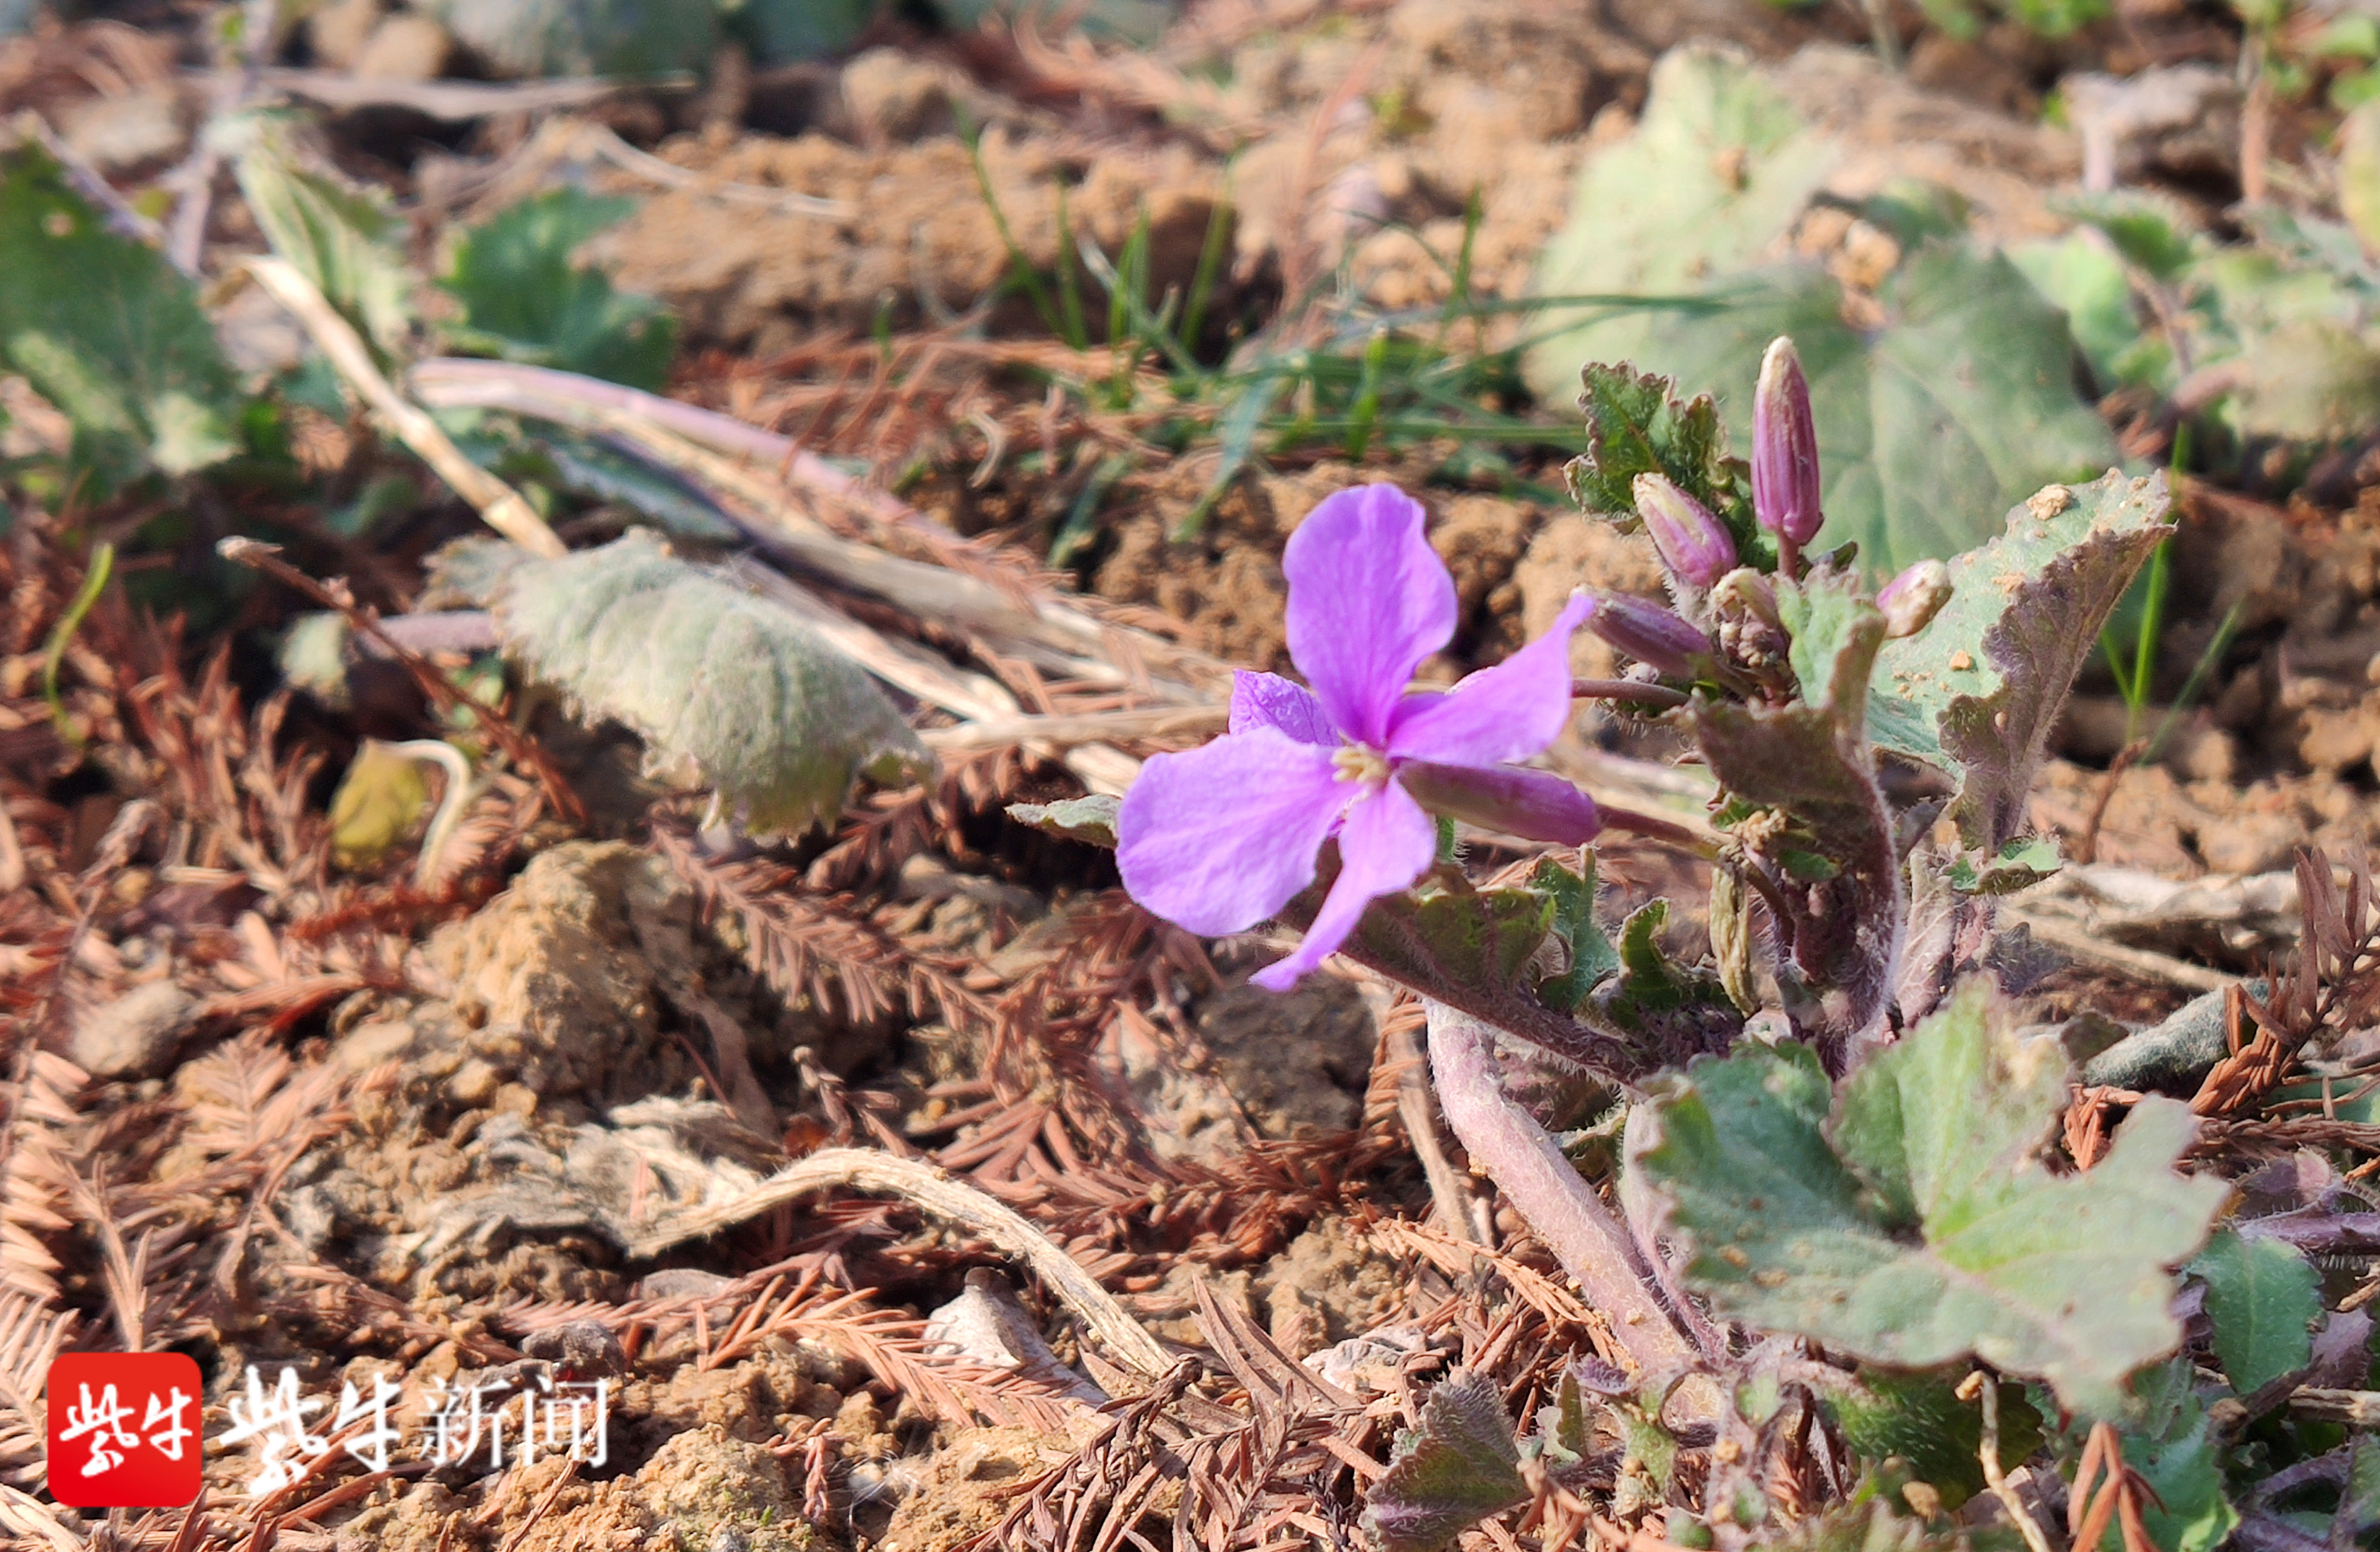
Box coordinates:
[1331,742,1392,788]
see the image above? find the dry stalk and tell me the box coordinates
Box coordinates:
[625,1146,1175,1381]
[1961,1368,2057,1552]
[242,258,564,558]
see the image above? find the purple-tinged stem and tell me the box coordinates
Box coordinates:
[1572,678,1690,709]
[1424,1001,1700,1376]
[360,610,501,658]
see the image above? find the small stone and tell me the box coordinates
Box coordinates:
[841,47,961,142]
[333,1018,418,1073]
[58,86,187,173]
[307,0,383,68]
[354,14,454,82]
[521,1319,627,1379]
[70,980,198,1081]
[445,1057,500,1107]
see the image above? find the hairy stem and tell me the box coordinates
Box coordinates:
[1425,1001,1698,1375]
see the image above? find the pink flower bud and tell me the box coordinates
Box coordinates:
[1397,761,1602,846]
[1633,473,1736,593]
[1878,558,1953,638]
[1586,592,1711,679]
[1753,337,1823,547]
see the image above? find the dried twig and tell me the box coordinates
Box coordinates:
[625,1147,1175,1381]
[243,258,564,557]
[217,538,585,825]
[1962,1369,2057,1552]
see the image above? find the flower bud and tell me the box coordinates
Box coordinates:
[1586,592,1712,679]
[1878,558,1953,638]
[1633,473,1736,593]
[1397,761,1602,846]
[1710,567,1779,630]
[1753,336,1823,547]
[1710,567,1786,670]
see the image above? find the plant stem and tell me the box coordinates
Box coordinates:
[1573,677,1690,709]
[1423,1001,1698,1375]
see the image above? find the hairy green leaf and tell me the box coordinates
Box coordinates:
[1821,1371,2039,1512]
[1870,470,2171,850]
[225,110,414,358]
[1636,979,2226,1418]
[1365,1369,1528,1552]
[442,189,677,391]
[1535,854,1619,1014]
[2191,1231,2318,1395]
[1944,836,2063,896]
[0,146,240,490]
[493,529,932,836]
[1527,46,1835,406]
[1566,363,1763,560]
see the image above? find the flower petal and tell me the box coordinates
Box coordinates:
[1386,594,1590,766]
[1283,485,1456,748]
[1251,777,1436,990]
[1117,729,1347,936]
[1229,670,1335,745]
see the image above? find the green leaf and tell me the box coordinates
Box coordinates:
[2190,1231,2318,1394]
[1527,45,1836,407]
[224,110,414,359]
[418,0,716,77]
[277,611,354,709]
[1636,979,2228,1419]
[1534,854,1619,1013]
[2007,233,2157,391]
[1006,794,1120,847]
[2341,99,2380,259]
[1944,836,2063,897]
[721,0,874,63]
[2229,317,2380,441]
[1564,363,1763,561]
[1822,1370,2040,1512]
[442,189,677,391]
[1364,1369,1528,1552]
[1870,470,2171,850]
[2099,1361,2237,1552]
[492,529,932,836]
[0,145,240,491]
[329,742,434,870]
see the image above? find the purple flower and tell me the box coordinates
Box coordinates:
[1753,336,1823,548]
[1116,484,1597,991]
